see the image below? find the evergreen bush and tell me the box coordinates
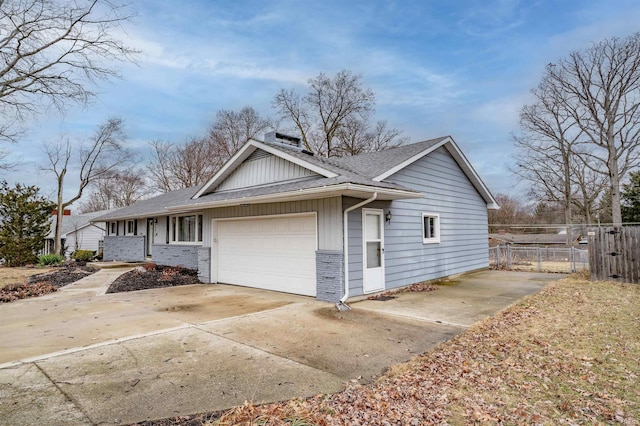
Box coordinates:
[71,250,94,262]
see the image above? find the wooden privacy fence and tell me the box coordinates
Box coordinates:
[589,227,640,283]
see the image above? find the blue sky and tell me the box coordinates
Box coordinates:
[6,0,640,203]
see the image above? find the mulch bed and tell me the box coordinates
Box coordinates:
[0,265,97,303]
[106,263,200,294]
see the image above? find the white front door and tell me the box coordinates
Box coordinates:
[363,209,385,293]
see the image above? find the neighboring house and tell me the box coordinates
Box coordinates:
[44,210,111,258]
[95,133,499,303]
[489,232,581,247]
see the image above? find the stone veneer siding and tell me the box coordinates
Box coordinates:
[151,244,199,270]
[197,247,211,283]
[103,236,145,262]
[315,250,344,302]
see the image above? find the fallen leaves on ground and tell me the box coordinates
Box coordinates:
[367,281,437,300]
[0,281,59,302]
[138,274,640,425]
[0,265,96,303]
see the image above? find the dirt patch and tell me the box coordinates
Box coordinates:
[162,304,201,312]
[107,264,200,294]
[367,281,437,300]
[0,265,97,303]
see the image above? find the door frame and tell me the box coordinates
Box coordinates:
[146,218,154,257]
[362,208,385,293]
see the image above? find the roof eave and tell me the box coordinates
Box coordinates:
[167,183,423,214]
[373,136,499,209]
[192,139,339,199]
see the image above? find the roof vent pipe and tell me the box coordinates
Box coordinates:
[337,192,378,311]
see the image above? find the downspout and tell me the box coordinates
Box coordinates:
[337,192,378,311]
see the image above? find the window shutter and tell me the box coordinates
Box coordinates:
[116,221,120,236]
[134,220,138,235]
[166,216,170,244]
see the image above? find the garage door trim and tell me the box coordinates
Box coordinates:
[211,212,318,295]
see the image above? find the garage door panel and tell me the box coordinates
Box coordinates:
[217,214,317,296]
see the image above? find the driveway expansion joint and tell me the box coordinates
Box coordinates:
[192,324,348,382]
[352,306,470,329]
[33,362,95,425]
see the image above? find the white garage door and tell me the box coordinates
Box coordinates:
[217,213,317,296]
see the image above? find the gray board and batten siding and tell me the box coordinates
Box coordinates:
[346,146,489,298]
[201,197,343,251]
[215,151,320,192]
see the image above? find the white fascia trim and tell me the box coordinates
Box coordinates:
[167,183,422,213]
[373,136,499,209]
[373,137,451,182]
[442,141,499,209]
[193,142,259,199]
[192,139,338,199]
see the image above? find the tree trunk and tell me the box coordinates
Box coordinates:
[608,135,623,227]
[53,171,65,255]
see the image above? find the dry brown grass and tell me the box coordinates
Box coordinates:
[140,275,640,425]
[0,266,53,289]
[220,276,640,425]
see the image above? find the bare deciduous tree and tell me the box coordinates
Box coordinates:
[43,117,127,254]
[0,0,137,166]
[147,137,218,192]
[335,119,407,156]
[79,169,151,213]
[206,106,271,162]
[542,33,640,226]
[487,193,534,232]
[513,76,596,244]
[148,106,271,192]
[273,70,404,157]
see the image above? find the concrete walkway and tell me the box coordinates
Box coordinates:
[0,270,561,425]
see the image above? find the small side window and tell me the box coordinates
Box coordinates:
[126,220,136,235]
[110,222,117,235]
[422,213,440,244]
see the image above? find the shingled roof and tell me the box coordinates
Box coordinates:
[95,135,497,221]
[328,137,448,179]
[47,209,113,238]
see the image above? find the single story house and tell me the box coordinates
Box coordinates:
[95,133,498,303]
[44,209,112,258]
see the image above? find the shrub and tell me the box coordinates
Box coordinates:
[38,254,65,266]
[142,262,157,271]
[71,250,94,262]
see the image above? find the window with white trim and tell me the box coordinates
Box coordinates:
[170,214,203,243]
[422,213,440,244]
[126,220,136,235]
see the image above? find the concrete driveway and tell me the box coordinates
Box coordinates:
[0,269,560,425]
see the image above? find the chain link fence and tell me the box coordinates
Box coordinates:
[489,245,589,273]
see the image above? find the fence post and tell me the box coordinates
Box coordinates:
[537,247,542,271]
[497,246,501,268]
[570,246,575,273]
[507,244,512,269]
